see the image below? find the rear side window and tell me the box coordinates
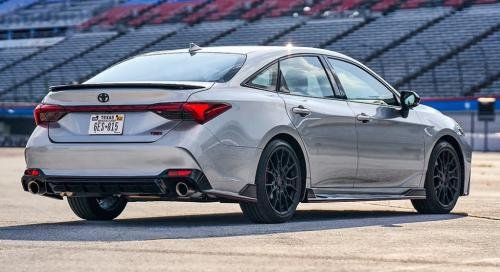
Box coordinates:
[246,63,278,91]
[86,53,246,83]
[279,56,335,98]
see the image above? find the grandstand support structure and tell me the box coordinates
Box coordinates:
[394,21,500,89]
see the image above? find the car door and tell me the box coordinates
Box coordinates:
[327,58,425,189]
[276,55,358,188]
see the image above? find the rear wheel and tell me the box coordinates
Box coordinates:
[67,196,127,220]
[240,139,302,223]
[411,141,462,214]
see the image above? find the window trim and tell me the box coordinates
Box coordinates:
[276,54,342,99]
[241,59,280,92]
[325,56,401,107]
[242,53,344,99]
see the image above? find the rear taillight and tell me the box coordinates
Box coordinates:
[34,104,66,126]
[181,103,231,124]
[24,168,41,176]
[33,102,231,126]
[167,169,193,177]
[149,103,231,124]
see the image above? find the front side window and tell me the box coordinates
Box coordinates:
[328,58,397,105]
[246,63,278,91]
[279,56,335,98]
[86,53,246,83]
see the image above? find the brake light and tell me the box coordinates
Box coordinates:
[34,104,66,126]
[182,103,231,124]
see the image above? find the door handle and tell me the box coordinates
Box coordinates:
[356,113,373,123]
[292,106,311,117]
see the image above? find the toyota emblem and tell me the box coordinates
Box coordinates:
[97,93,109,103]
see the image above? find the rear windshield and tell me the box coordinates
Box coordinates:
[86,52,246,83]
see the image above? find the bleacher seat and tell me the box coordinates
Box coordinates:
[368,4,500,87]
[0,32,117,99]
[212,17,304,46]
[402,30,500,96]
[144,20,243,52]
[0,25,183,101]
[0,0,499,101]
[271,17,364,47]
[1,0,114,30]
[128,1,204,27]
[327,7,451,61]
[481,78,500,94]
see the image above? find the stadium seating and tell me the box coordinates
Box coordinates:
[0,0,37,16]
[270,17,365,47]
[127,1,205,26]
[211,17,304,46]
[143,20,242,52]
[0,32,115,96]
[0,24,184,101]
[368,3,500,88]
[403,30,500,96]
[81,2,152,29]
[0,0,499,101]
[0,47,39,70]
[1,0,114,30]
[481,78,500,94]
[327,7,452,62]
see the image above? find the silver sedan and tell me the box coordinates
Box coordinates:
[22,46,471,223]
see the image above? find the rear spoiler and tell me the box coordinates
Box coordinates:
[49,83,207,92]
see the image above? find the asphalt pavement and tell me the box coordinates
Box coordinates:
[0,148,498,271]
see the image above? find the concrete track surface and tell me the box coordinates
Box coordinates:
[0,148,498,271]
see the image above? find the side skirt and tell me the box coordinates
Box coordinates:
[305,188,426,203]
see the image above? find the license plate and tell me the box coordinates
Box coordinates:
[88,114,124,135]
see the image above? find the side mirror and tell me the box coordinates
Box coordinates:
[400,90,420,110]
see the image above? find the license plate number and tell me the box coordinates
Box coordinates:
[88,114,124,135]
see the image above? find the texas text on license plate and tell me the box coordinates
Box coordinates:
[88,114,124,135]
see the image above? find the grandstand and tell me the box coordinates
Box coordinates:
[0,0,499,148]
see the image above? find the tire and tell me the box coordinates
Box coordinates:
[240,139,303,223]
[411,141,462,214]
[67,196,127,221]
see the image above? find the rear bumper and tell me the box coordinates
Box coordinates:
[21,169,256,202]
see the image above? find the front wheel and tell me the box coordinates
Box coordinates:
[411,141,462,214]
[67,196,127,220]
[240,139,303,223]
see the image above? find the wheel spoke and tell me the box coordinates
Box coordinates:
[263,146,301,214]
[432,148,460,206]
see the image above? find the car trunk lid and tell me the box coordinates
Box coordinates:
[44,82,213,143]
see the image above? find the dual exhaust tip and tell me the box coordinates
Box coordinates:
[27,180,45,195]
[175,182,196,197]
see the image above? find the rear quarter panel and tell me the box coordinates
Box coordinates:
[187,85,311,189]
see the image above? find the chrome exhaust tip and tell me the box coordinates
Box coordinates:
[175,182,194,197]
[27,180,41,194]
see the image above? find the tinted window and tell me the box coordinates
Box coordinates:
[279,56,334,98]
[246,63,278,91]
[328,59,397,105]
[87,53,246,83]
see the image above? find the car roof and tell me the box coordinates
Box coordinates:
[142,46,358,63]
